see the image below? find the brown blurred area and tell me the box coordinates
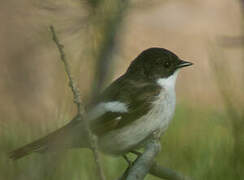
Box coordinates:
[0,0,243,124]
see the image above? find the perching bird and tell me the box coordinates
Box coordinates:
[9,47,193,160]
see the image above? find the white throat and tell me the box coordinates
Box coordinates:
[156,70,179,90]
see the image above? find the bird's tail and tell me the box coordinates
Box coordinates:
[9,135,50,160]
[9,118,86,160]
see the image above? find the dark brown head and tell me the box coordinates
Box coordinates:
[127,47,192,81]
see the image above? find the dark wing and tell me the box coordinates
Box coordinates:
[8,75,161,160]
[89,75,161,136]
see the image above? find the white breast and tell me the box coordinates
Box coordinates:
[100,71,179,154]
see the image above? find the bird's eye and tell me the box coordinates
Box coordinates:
[164,61,171,68]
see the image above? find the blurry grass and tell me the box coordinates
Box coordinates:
[0,103,238,180]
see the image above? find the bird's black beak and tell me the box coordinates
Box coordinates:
[177,59,193,69]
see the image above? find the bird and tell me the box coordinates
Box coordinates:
[9,47,193,160]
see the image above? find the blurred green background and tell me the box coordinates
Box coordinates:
[0,0,243,179]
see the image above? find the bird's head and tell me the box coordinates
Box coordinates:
[127,47,193,82]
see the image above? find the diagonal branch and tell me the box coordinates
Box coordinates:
[50,25,105,180]
[49,25,84,115]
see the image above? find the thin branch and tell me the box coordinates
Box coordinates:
[89,135,106,180]
[50,25,105,180]
[49,25,83,115]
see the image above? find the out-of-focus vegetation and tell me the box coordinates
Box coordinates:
[0,104,240,180]
[0,0,244,179]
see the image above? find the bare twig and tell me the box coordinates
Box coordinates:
[49,25,84,115]
[50,25,105,180]
[89,135,106,180]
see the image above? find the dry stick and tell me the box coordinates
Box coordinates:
[50,25,106,180]
[49,26,83,114]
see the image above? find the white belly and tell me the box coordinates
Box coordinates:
[99,89,176,155]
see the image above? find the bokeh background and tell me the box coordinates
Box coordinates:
[1,0,244,179]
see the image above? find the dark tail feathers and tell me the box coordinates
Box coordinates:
[9,136,49,160]
[9,118,83,160]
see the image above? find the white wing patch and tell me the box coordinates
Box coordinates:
[88,101,128,121]
[115,116,122,121]
[102,102,128,113]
